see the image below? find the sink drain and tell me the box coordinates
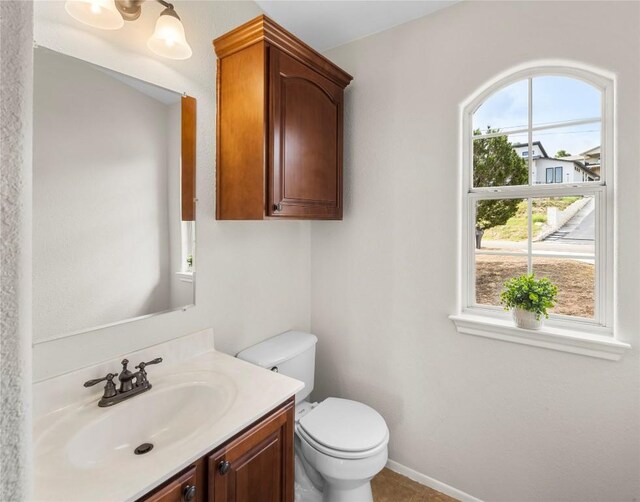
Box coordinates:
[134,443,154,455]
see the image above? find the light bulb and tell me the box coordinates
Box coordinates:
[147,8,192,60]
[65,0,124,30]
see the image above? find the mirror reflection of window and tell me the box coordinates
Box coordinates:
[181,221,195,274]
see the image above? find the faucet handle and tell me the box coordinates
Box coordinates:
[135,357,163,370]
[84,373,118,400]
[84,373,116,388]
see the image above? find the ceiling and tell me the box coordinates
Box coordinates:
[255,0,459,52]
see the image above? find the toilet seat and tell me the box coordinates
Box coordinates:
[296,398,389,460]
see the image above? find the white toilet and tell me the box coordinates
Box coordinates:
[237,331,389,502]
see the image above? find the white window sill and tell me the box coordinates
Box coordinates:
[176,271,194,283]
[449,313,631,361]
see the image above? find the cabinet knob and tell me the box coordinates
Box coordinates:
[218,460,231,475]
[273,203,283,212]
[182,484,196,502]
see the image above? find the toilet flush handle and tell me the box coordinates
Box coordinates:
[270,366,278,373]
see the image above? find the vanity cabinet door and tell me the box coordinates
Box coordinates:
[141,460,205,502]
[208,400,294,502]
[268,48,344,220]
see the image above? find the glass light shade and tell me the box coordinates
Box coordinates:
[147,10,192,60]
[65,0,124,30]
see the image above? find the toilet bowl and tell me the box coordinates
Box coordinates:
[295,398,389,502]
[237,331,389,502]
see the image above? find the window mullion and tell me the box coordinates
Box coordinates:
[469,200,477,310]
[469,183,605,198]
[595,190,602,324]
[471,117,601,140]
[527,197,533,274]
[527,78,533,274]
[528,77,533,187]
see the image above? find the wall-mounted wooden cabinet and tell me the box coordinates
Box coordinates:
[214,15,353,220]
[140,398,294,502]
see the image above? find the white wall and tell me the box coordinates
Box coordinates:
[33,49,176,339]
[533,158,585,184]
[32,0,311,380]
[312,2,640,501]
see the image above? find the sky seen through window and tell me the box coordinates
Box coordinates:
[473,76,601,157]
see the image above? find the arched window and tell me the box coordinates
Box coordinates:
[454,64,620,355]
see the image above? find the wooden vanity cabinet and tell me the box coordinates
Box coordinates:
[208,398,294,502]
[139,398,294,502]
[214,15,353,220]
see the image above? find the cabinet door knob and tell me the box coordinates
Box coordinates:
[218,460,231,475]
[273,203,283,212]
[182,484,196,502]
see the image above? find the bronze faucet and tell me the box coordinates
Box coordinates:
[84,357,163,407]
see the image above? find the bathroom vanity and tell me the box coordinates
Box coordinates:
[33,330,303,502]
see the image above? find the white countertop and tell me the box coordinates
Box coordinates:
[33,329,304,502]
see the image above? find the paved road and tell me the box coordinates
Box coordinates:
[481,199,596,259]
[545,199,595,244]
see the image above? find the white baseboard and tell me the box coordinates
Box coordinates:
[386,459,483,502]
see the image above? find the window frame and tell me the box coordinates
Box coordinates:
[459,65,614,337]
[180,220,195,275]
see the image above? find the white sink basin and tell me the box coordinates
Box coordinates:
[36,370,236,473]
[67,377,233,467]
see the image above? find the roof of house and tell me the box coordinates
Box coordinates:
[511,141,549,158]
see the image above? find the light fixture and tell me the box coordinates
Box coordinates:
[65,0,124,30]
[147,6,192,60]
[64,0,192,60]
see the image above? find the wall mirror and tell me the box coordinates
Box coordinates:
[32,46,196,343]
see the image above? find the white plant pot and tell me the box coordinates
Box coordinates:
[512,308,543,330]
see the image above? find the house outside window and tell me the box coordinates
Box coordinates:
[451,64,623,359]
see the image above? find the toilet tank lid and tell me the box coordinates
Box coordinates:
[236,330,318,368]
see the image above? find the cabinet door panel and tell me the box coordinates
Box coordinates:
[209,400,294,502]
[270,49,343,219]
[232,432,282,502]
[140,462,204,502]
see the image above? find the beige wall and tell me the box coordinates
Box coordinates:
[312,2,640,500]
[32,1,311,380]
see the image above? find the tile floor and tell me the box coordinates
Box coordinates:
[371,468,459,502]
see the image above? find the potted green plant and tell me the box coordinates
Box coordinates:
[500,274,558,330]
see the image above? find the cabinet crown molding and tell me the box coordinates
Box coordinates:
[213,14,353,88]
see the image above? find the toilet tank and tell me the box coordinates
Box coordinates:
[237,331,317,402]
